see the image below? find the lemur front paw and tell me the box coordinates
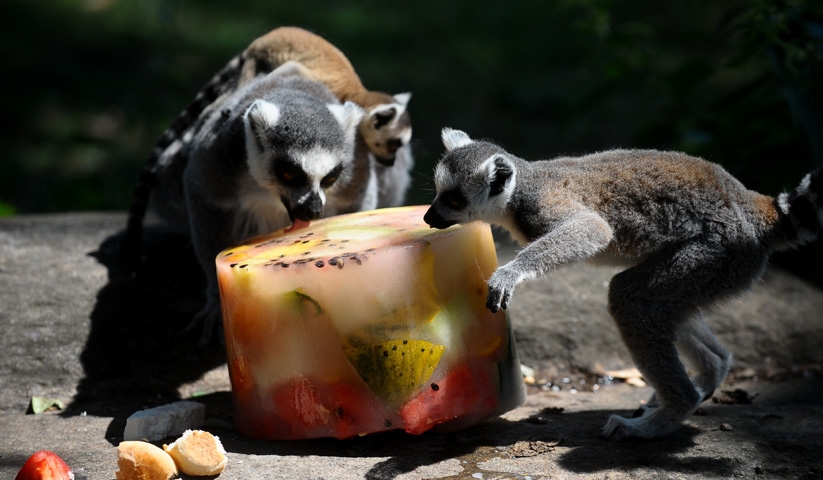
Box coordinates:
[486,266,519,313]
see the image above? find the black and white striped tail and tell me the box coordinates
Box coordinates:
[775,167,823,248]
[120,54,245,269]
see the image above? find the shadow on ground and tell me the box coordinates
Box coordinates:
[67,225,227,444]
[193,400,743,479]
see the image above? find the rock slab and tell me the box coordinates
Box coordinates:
[1,212,822,480]
[123,401,205,441]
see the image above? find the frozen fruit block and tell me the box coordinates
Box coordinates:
[217,205,526,440]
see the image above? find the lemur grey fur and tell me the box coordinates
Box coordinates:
[424,128,823,440]
[146,69,366,346]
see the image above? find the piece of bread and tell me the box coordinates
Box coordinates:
[163,429,227,476]
[115,441,178,480]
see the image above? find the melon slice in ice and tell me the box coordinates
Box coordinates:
[344,339,446,407]
[217,205,526,440]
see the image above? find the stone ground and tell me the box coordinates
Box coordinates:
[1,212,822,480]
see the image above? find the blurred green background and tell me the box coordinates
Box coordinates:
[2,0,821,284]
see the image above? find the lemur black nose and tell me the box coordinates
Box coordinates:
[423,205,456,229]
[293,192,324,221]
[386,138,402,153]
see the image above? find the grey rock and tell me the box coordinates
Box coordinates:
[123,400,205,441]
[1,213,822,480]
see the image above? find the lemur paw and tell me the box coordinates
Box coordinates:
[600,415,638,441]
[486,267,519,312]
[600,410,685,441]
[486,285,511,313]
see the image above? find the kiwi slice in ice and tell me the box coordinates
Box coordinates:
[344,339,445,406]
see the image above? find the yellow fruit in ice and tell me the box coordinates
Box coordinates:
[344,339,446,407]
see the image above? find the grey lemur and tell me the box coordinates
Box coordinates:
[228,26,415,209]
[424,128,823,440]
[143,67,366,346]
[122,26,414,270]
[237,26,413,167]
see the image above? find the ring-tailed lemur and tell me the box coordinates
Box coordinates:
[424,128,823,440]
[146,68,366,346]
[262,58,413,208]
[240,27,413,166]
[122,26,413,270]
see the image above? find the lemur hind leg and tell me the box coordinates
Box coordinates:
[638,311,732,416]
[601,241,766,440]
[603,289,699,440]
[675,311,733,402]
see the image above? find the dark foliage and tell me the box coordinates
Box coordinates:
[1,0,820,283]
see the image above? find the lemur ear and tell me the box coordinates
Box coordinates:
[486,156,515,197]
[328,101,365,139]
[441,128,473,151]
[393,92,411,107]
[371,106,396,129]
[245,99,281,131]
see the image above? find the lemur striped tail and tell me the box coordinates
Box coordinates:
[772,166,823,250]
[120,54,245,268]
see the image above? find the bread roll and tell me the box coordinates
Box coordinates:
[115,441,177,480]
[163,429,227,476]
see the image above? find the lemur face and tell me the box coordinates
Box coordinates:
[269,148,345,221]
[244,99,364,222]
[424,128,516,229]
[360,93,412,166]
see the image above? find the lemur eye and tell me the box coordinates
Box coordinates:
[274,159,307,187]
[320,175,337,189]
[441,189,467,210]
[320,163,344,189]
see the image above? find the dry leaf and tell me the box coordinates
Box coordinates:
[28,397,64,414]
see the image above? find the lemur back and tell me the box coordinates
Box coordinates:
[239,27,363,105]
[425,128,823,440]
[509,150,779,254]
